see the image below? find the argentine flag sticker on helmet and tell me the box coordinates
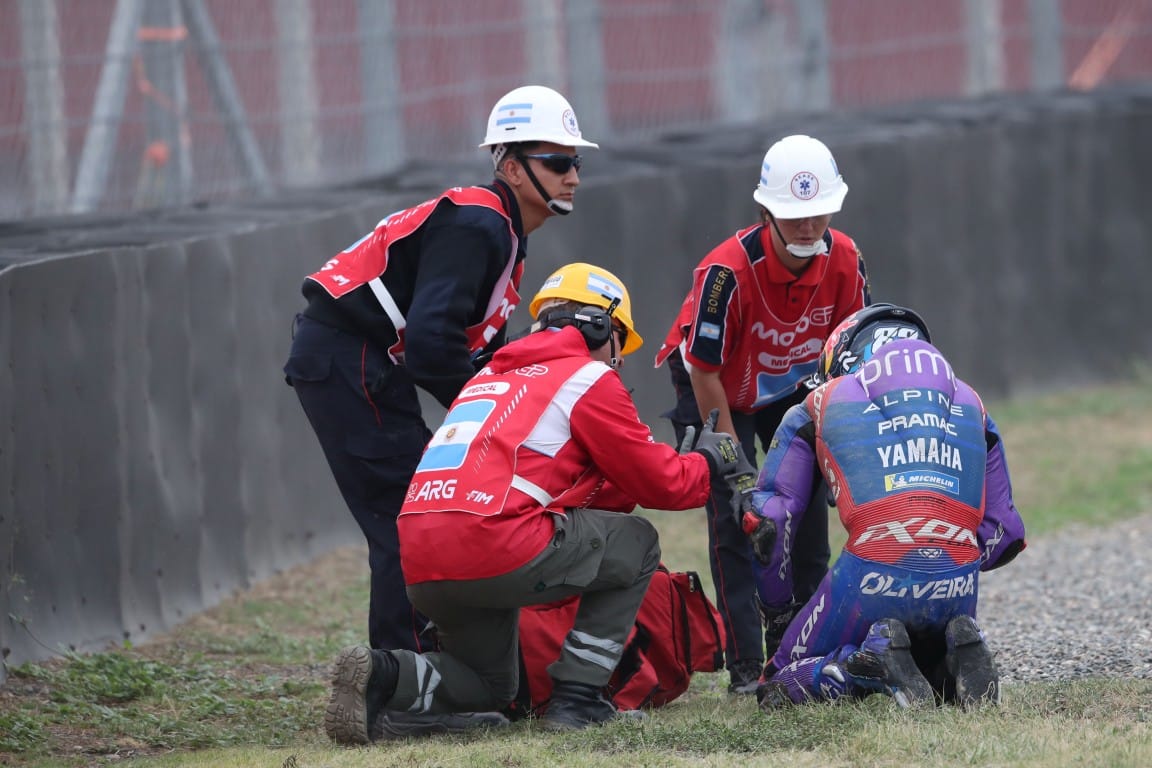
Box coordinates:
[495,102,533,127]
[480,85,599,148]
[586,271,623,301]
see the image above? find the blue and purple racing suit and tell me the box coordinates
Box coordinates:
[747,338,1026,702]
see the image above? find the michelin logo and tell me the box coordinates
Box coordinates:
[884,471,959,495]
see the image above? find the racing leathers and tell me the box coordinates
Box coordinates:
[283,181,526,652]
[654,223,869,677]
[372,325,713,715]
[746,338,1026,703]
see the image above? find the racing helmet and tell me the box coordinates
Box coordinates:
[814,303,931,384]
[528,262,642,355]
[753,134,848,219]
[479,85,599,150]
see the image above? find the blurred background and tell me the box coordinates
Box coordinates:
[4,0,1151,221]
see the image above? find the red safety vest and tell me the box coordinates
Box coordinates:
[305,187,522,362]
[400,354,597,520]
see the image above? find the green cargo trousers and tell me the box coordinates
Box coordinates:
[384,508,660,715]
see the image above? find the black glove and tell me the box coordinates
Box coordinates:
[691,409,746,477]
[691,410,759,524]
[728,469,757,526]
[742,510,775,565]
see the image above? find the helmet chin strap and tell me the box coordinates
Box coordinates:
[768,214,829,259]
[599,295,622,368]
[520,160,572,216]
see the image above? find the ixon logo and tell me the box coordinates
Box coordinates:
[852,517,977,548]
[788,594,825,659]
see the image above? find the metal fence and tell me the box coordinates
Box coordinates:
[4,0,1151,221]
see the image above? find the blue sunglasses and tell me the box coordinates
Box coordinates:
[517,153,582,174]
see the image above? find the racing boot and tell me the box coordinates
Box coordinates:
[762,602,799,660]
[945,615,1000,709]
[843,619,933,708]
[324,645,398,745]
[541,681,645,731]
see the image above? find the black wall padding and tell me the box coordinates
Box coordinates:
[2,85,1149,682]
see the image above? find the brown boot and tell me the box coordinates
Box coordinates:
[324,645,398,745]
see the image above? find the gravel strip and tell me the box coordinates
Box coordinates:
[978,513,1152,682]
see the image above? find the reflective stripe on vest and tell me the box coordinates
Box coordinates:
[511,475,554,506]
[368,277,406,334]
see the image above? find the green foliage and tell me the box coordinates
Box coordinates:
[54,651,171,703]
[1,648,325,760]
[0,710,46,753]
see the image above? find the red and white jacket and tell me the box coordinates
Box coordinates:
[398,327,713,583]
[655,225,868,412]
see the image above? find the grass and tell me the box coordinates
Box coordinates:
[991,374,1152,533]
[3,377,1152,767]
[0,650,320,754]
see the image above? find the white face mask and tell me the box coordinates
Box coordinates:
[785,239,829,259]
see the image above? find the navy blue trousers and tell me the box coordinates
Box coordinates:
[665,351,829,669]
[284,315,435,652]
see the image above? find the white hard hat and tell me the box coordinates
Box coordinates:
[753,135,848,218]
[479,85,599,149]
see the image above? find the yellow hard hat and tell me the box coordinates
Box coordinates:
[528,262,643,355]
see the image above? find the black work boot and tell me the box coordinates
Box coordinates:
[373,711,511,740]
[324,645,399,745]
[727,658,765,695]
[541,681,641,731]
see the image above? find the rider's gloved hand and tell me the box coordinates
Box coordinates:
[742,511,775,565]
